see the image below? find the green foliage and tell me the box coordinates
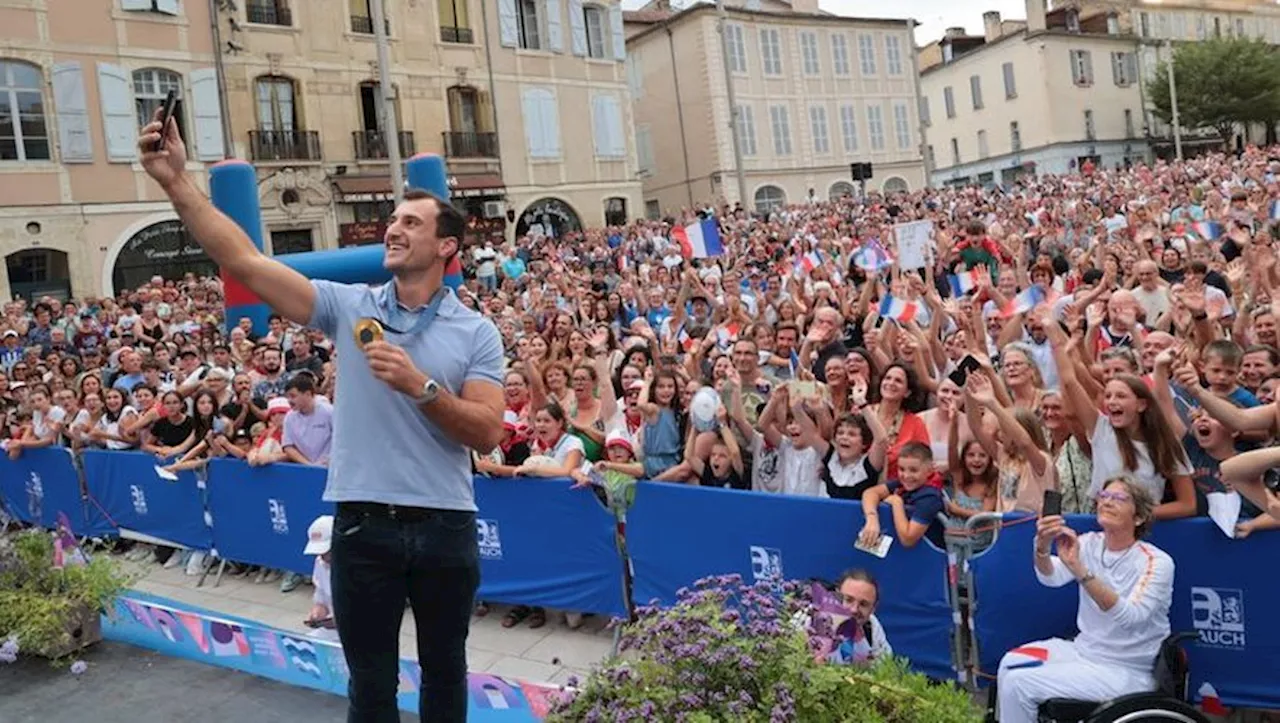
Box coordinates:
[1149,37,1280,141]
[0,530,131,657]
[546,577,979,723]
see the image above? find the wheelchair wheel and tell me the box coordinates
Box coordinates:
[1086,695,1210,723]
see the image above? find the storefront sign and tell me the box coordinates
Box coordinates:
[515,198,582,239]
[339,222,387,247]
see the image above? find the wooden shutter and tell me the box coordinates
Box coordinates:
[606,96,626,157]
[51,61,94,163]
[189,68,225,161]
[609,4,625,61]
[522,87,544,157]
[540,90,561,156]
[568,0,587,56]
[154,0,180,15]
[545,0,563,52]
[97,63,137,162]
[498,0,519,47]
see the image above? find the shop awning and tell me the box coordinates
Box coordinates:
[333,176,393,202]
[448,173,505,198]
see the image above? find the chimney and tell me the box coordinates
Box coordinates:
[789,0,820,13]
[944,26,966,39]
[983,11,1002,42]
[1025,0,1047,33]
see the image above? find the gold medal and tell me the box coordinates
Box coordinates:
[354,318,384,349]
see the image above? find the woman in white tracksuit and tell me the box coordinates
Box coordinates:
[997,476,1174,723]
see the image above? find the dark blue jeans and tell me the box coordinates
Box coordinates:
[331,504,480,723]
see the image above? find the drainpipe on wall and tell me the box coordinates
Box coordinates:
[666,24,694,207]
[208,0,234,159]
[478,0,508,238]
[907,19,931,187]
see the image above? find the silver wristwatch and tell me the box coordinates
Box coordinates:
[415,378,441,405]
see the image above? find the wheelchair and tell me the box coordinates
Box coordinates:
[987,632,1211,723]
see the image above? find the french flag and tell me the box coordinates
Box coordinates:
[878,294,918,324]
[854,240,893,273]
[443,255,464,291]
[799,251,823,274]
[673,217,724,258]
[949,268,983,297]
[1193,221,1223,241]
[1002,285,1047,317]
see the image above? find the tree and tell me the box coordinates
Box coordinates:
[1149,37,1280,144]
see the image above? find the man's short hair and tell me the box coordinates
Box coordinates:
[1244,344,1280,366]
[285,374,315,395]
[1203,339,1243,368]
[836,568,880,600]
[404,188,467,259]
[898,441,933,463]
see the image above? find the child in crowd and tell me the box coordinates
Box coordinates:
[857,442,945,549]
[684,405,747,491]
[302,515,337,642]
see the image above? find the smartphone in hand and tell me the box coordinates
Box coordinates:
[948,354,982,388]
[153,89,178,152]
[1042,489,1063,518]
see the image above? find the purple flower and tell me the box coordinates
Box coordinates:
[69,660,87,675]
[1,637,18,657]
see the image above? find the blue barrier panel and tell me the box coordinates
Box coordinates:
[82,450,212,550]
[474,476,627,618]
[206,458,333,575]
[626,482,955,680]
[0,448,113,536]
[1146,518,1280,710]
[968,514,1097,686]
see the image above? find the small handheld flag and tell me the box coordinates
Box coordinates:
[877,294,919,324]
[673,217,724,258]
[1193,221,1223,241]
[949,268,983,297]
[1002,285,1047,317]
[854,240,894,273]
[1270,200,1280,221]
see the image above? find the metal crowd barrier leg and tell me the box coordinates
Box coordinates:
[955,512,1007,694]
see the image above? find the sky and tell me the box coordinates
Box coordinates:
[619,0,1033,45]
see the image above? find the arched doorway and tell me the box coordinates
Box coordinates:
[515,198,582,239]
[6,249,71,301]
[828,181,856,200]
[882,177,909,194]
[111,220,217,294]
[753,185,786,214]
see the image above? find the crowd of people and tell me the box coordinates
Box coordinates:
[4,148,1280,639]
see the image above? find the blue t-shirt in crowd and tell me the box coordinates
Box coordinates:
[884,479,945,548]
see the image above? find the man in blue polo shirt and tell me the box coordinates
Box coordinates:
[138,112,505,723]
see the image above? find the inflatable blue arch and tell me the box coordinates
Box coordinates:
[209,153,463,334]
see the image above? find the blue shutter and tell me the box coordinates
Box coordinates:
[498,0,519,47]
[609,4,625,61]
[541,90,561,157]
[154,0,180,15]
[545,0,563,52]
[96,63,137,162]
[51,61,94,163]
[189,68,225,161]
[568,0,587,56]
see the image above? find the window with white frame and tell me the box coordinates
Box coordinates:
[857,34,876,75]
[950,137,959,165]
[1002,62,1016,98]
[1084,109,1096,139]
[892,101,910,150]
[831,33,850,75]
[1070,49,1093,86]
[769,104,791,156]
[726,24,747,73]
[636,124,653,172]
[1124,109,1134,137]
[809,105,829,154]
[754,185,786,214]
[122,0,180,15]
[591,93,625,158]
[1111,51,1136,86]
[800,31,820,75]
[919,96,930,127]
[977,129,988,159]
[521,86,560,158]
[1010,121,1021,151]
[884,35,903,75]
[517,0,541,50]
[133,69,185,142]
[943,86,955,118]
[583,4,607,59]
[867,104,884,150]
[839,104,858,152]
[256,76,297,130]
[736,104,757,156]
[970,74,983,110]
[760,28,782,75]
[0,60,50,161]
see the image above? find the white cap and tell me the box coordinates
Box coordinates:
[303,515,334,555]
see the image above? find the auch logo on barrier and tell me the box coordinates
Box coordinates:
[26,472,44,521]
[476,519,502,560]
[130,485,149,516]
[749,546,783,584]
[1191,587,1246,650]
[269,499,289,535]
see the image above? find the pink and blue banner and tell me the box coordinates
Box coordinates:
[103,591,556,720]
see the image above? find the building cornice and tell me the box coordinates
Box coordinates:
[626,4,915,47]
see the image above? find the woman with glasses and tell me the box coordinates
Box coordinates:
[996,476,1172,723]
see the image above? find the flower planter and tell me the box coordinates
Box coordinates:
[35,602,103,659]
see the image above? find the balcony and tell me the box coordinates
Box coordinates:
[246,0,292,26]
[249,130,322,162]
[353,130,416,160]
[442,131,499,159]
[351,15,391,35]
[440,25,474,43]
